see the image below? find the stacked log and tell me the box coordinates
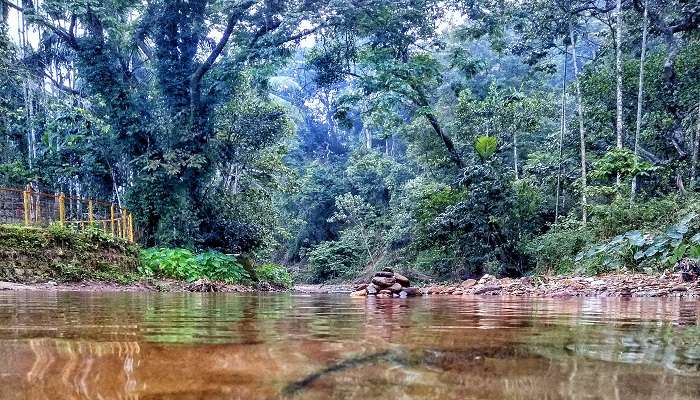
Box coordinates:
[350,268,421,298]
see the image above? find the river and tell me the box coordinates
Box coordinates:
[0,292,699,399]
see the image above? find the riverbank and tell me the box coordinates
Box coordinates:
[0,279,281,293]
[2,273,699,297]
[418,272,700,298]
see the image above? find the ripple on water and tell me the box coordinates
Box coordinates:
[0,292,699,399]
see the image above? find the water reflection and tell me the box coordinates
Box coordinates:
[0,292,698,399]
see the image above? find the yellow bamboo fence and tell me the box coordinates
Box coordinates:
[0,186,138,243]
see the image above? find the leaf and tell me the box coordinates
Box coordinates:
[690,232,700,244]
[625,230,645,247]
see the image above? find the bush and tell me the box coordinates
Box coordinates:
[140,248,251,283]
[255,263,293,288]
[521,219,592,274]
[306,237,368,282]
[196,251,251,283]
[522,194,700,275]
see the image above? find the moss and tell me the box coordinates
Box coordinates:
[0,224,141,283]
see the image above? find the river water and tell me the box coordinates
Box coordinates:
[0,292,699,399]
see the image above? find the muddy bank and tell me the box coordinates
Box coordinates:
[420,273,700,298]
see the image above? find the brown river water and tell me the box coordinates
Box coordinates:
[0,292,699,400]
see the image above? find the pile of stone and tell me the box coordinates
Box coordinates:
[350,268,421,298]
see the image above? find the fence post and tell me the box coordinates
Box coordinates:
[58,192,66,226]
[121,209,128,240]
[88,200,94,226]
[110,205,116,237]
[22,189,30,226]
[35,192,40,224]
[128,213,134,243]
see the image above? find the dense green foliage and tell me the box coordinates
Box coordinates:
[1,1,699,282]
[255,263,294,288]
[140,248,252,283]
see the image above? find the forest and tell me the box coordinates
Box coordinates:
[1,0,699,283]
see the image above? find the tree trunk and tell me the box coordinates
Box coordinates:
[570,25,587,225]
[691,101,700,188]
[424,112,464,169]
[555,46,568,227]
[632,3,648,198]
[513,130,519,180]
[615,0,624,187]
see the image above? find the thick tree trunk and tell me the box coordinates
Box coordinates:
[632,3,648,197]
[555,47,568,226]
[570,25,587,225]
[615,0,624,187]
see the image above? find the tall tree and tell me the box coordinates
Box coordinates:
[615,0,624,187]
[632,2,649,197]
[569,24,588,224]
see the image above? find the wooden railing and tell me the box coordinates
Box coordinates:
[0,186,137,243]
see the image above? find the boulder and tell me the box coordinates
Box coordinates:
[350,289,368,297]
[382,267,394,273]
[371,276,395,288]
[374,271,394,278]
[461,279,477,288]
[478,274,495,285]
[388,283,403,293]
[366,284,379,295]
[402,287,421,296]
[394,273,410,287]
[353,283,369,291]
[473,285,502,295]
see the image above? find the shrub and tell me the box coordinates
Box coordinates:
[140,248,200,280]
[306,237,368,282]
[195,251,251,283]
[140,248,251,283]
[521,219,592,275]
[576,212,700,274]
[255,263,293,288]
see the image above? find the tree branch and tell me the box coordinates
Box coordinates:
[189,0,256,90]
[2,0,21,12]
